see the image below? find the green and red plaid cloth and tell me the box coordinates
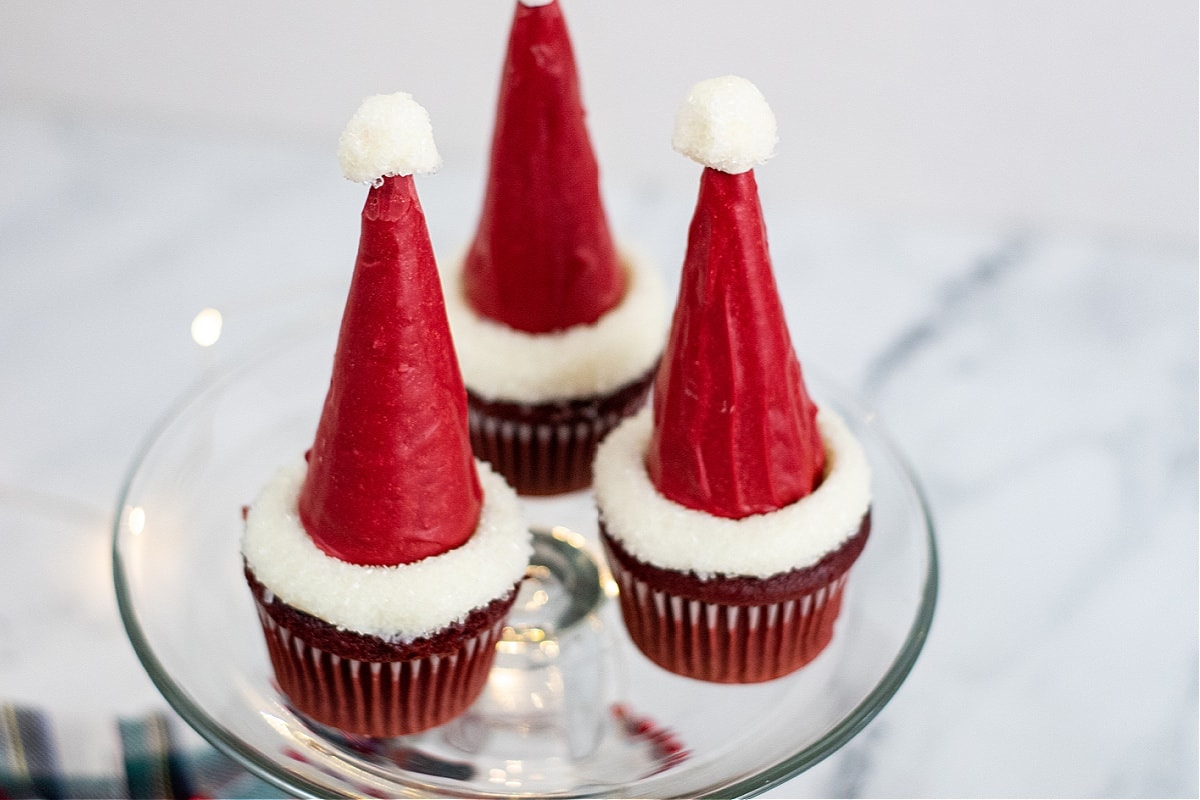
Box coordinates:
[0,704,282,800]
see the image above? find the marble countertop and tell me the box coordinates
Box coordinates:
[0,106,1195,798]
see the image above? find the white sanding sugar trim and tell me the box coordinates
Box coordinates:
[519,0,554,6]
[242,460,531,641]
[338,93,442,185]
[593,406,871,579]
[672,76,777,174]
[441,249,669,403]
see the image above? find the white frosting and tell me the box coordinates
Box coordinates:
[242,460,531,641]
[518,0,554,6]
[672,76,777,174]
[593,406,871,579]
[338,93,442,185]
[441,250,669,403]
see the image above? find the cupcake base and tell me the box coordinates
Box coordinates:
[600,513,870,683]
[246,568,518,737]
[467,368,655,496]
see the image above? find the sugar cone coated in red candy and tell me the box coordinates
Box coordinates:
[462,0,625,333]
[646,165,825,518]
[298,171,483,566]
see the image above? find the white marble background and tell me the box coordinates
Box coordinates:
[0,104,1194,797]
[0,2,1196,797]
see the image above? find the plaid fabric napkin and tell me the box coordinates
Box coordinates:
[0,703,283,800]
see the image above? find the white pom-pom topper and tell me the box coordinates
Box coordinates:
[338,93,442,185]
[672,76,777,174]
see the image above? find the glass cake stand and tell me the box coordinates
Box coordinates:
[113,313,938,799]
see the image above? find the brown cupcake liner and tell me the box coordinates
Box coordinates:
[253,598,508,737]
[601,521,868,683]
[467,369,654,495]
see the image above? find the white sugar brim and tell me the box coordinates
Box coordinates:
[242,460,531,641]
[593,406,871,579]
[442,249,669,403]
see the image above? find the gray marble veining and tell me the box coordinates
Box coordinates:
[1,106,1195,797]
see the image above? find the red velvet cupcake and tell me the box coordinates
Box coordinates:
[443,0,668,495]
[593,77,872,683]
[241,94,531,736]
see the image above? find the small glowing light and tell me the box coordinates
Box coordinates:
[190,307,223,347]
[499,624,548,647]
[497,639,524,655]
[128,506,146,535]
[550,525,586,549]
[528,589,549,609]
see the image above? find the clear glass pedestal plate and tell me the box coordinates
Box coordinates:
[113,312,937,799]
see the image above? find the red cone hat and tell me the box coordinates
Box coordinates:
[298,94,483,566]
[646,77,825,519]
[462,0,625,334]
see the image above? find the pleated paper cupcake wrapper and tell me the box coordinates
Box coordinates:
[254,600,506,737]
[606,555,852,684]
[468,405,630,496]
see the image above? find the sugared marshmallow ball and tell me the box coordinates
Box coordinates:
[338,93,442,185]
[672,76,777,174]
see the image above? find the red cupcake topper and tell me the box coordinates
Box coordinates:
[298,94,483,566]
[462,0,625,334]
[646,77,826,519]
